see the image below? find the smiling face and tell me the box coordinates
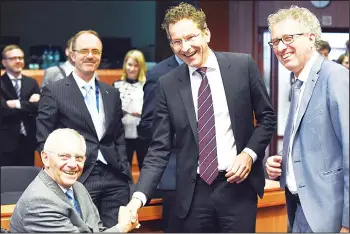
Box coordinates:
[2,48,25,76]
[168,19,211,68]
[271,18,316,77]
[125,57,140,80]
[42,131,86,189]
[72,33,102,81]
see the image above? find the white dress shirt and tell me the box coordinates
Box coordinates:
[286,51,318,194]
[72,71,107,164]
[188,50,257,172]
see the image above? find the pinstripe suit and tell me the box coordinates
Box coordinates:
[36,74,131,227]
[10,170,120,232]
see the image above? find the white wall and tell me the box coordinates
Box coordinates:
[1,1,156,60]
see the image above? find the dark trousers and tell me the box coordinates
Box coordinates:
[156,189,182,232]
[182,173,258,233]
[1,135,34,166]
[126,138,148,169]
[84,161,129,228]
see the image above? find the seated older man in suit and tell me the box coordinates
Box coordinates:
[10,128,139,233]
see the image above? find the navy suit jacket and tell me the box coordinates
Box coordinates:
[0,73,40,152]
[138,56,179,190]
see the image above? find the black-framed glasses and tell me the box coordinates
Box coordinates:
[268,33,305,48]
[170,32,202,49]
[4,56,24,61]
[45,150,86,163]
[73,48,102,56]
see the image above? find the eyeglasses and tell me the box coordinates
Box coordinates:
[268,33,305,48]
[170,32,202,49]
[45,150,86,163]
[4,56,24,61]
[73,48,102,56]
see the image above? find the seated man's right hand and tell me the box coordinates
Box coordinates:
[117,206,140,232]
[265,155,282,180]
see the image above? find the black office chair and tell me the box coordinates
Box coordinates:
[1,166,41,205]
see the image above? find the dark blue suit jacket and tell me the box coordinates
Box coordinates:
[138,56,179,190]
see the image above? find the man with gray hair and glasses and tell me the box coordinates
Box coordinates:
[265,5,349,233]
[10,128,139,233]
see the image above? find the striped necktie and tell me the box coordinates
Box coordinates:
[13,78,26,135]
[197,67,218,185]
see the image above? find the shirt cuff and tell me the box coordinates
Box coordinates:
[243,148,257,163]
[115,224,122,232]
[132,191,147,206]
[15,100,21,109]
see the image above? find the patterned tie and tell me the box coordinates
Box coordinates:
[282,79,303,182]
[197,67,218,185]
[14,79,27,135]
[65,189,82,217]
[82,85,107,164]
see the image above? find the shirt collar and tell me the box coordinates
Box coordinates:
[295,51,319,83]
[43,170,72,194]
[72,71,97,91]
[174,55,184,65]
[188,49,219,76]
[7,72,22,80]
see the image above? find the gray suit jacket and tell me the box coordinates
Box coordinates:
[280,54,349,232]
[42,61,71,88]
[9,170,120,232]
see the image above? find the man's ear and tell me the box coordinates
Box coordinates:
[204,28,211,43]
[41,151,49,168]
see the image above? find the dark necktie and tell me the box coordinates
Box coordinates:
[65,189,82,217]
[197,67,218,185]
[14,79,26,135]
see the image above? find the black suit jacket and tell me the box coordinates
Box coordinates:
[136,52,277,218]
[0,73,40,152]
[36,74,131,183]
[138,56,179,191]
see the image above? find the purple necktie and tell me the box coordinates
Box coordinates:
[197,67,218,185]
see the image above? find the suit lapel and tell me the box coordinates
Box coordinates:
[177,65,198,144]
[294,54,323,132]
[65,75,97,135]
[1,73,17,98]
[98,81,113,137]
[72,183,88,221]
[215,52,237,134]
[38,170,71,206]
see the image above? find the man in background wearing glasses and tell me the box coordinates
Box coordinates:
[126,2,276,232]
[10,128,138,232]
[265,6,349,233]
[1,44,40,166]
[36,30,131,228]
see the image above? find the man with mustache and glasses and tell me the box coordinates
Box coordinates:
[265,6,349,233]
[36,30,131,228]
[10,128,139,233]
[1,44,40,166]
[126,2,276,232]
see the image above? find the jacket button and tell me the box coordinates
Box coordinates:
[191,178,195,183]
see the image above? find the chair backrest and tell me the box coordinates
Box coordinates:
[1,166,41,193]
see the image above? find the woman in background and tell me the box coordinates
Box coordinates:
[336,53,349,69]
[113,50,147,170]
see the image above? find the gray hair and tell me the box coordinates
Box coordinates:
[43,128,86,154]
[267,5,322,46]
